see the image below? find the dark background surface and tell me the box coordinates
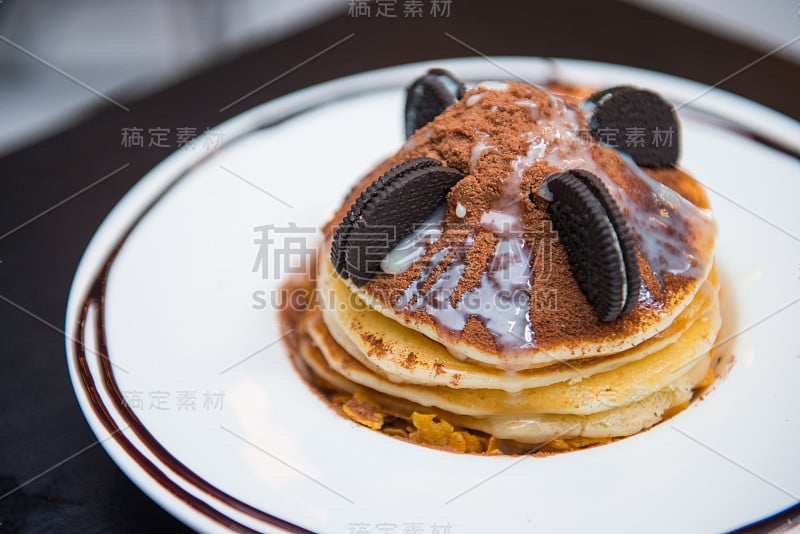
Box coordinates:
[1,1,798,532]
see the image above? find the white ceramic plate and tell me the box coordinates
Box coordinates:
[65,58,800,533]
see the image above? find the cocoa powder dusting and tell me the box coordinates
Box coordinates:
[327,81,711,356]
[451,228,495,306]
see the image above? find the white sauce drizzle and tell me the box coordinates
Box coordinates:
[470,132,496,173]
[466,93,483,107]
[477,81,510,91]
[384,89,716,349]
[380,205,445,275]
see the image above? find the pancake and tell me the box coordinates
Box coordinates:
[319,253,719,392]
[445,363,707,443]
[279,75,723,452]
[307,286,719,416]
[324,82,716,370]
[291,306,714,445]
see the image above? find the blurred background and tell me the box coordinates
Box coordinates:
[0,0,798,156]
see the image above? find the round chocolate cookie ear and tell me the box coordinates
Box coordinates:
[405,68,466,138]
[538,169,641,321]
[587,86,679,167]
[331,157,465,286]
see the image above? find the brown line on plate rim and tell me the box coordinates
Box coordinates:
[74,213,314,534]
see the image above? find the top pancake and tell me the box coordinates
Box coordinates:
[318,255,719,392]
[323,81,716,370]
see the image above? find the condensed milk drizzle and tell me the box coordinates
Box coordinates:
[387,84,716,350]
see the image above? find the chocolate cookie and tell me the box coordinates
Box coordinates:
[405,68,466,138]
[332,157,465,285]
[540,169,641,321]
[587,86,679,167]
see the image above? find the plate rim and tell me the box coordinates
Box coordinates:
[64,56,800,534]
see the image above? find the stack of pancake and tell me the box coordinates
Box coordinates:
[281,73,720,453]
